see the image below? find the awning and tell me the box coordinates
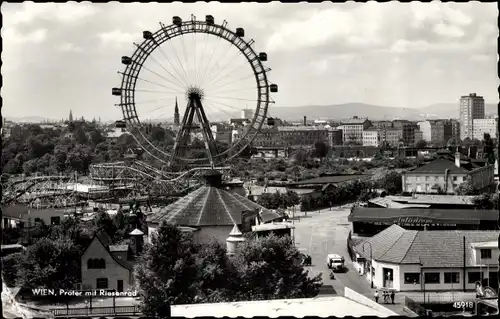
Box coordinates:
[348,207,496,226]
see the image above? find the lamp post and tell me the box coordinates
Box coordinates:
[363,241,374,288]
[419,259,426,304]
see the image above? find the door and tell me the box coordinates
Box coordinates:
[117,280,124,292]
[383,268,394,288]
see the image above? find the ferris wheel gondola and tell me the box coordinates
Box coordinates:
[112,14,278,168]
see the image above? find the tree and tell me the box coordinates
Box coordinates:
[1,253,23,287]
[454,181,476,195]
[135,222,200,316]
[194,239,239,302]
[473,193,498,210]
[483,133,495,165]
[18,237,80,291]
[93,211,118,241]
[232,233,322,300]
[312,141,329,158]
[377,171,403,195]
[414,139,427,149]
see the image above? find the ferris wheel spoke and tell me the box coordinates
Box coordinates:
[135,89,182,95]
[207,73,255,92]
[195,31,210,88]
[200,41,238,88]
[210,87,257,95]
[147,50,188,89]
[163,35,191,87]
[209,96,263,103]
[140,64,186,93]
[179,33,194,85]
[203,43,246,88]
[204,101,235,119]
[156,41,190,87]
[132,74,184,94]
[204,97,243,112]
[133,96,178,105]
[197,35,225,88]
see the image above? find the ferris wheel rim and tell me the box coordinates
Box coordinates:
[116,17,272,166]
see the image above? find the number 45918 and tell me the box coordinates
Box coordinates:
[453,301,474,309]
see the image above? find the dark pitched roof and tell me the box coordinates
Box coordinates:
[408,158,469,174]
[82,231,134,271]
[149,186,281,226]
[354,225,499,267]
[348,207,497,224]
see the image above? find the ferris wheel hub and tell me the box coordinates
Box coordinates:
[186,86,205,101]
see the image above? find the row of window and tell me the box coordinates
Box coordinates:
[88,258,106,269]
[404,271,495,285]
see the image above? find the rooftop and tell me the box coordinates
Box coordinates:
[406,158,472,174]
[171,292,396,317]
[349,207,497,224]
[341,118,369,125]
[354,224,499,268]
[149,174,281,227]
[389,194,476,206]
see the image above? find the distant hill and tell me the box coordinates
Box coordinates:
[268,102,498,121]
[5,116,57,123]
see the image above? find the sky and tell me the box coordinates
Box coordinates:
[2,1,498,121]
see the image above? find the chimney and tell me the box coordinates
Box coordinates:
[303,116,307,126]
[455,152,461,168]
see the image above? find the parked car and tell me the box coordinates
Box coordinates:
[326,254,345,271]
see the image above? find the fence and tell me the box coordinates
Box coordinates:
[404,296,427,316]
[51,305,140,317]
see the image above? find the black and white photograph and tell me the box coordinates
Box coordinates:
[1,1,498,318]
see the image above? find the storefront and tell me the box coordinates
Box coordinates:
[348,207,497,237]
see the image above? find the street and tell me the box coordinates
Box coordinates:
[292,205,372,297]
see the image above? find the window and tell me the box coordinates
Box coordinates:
[404,273,420,284]
[96,278,108,289]
[34,218,41,223]
[444,272,460,284]
[424,272,440,284]
[468,272,482,284]
[50,216,61,225]
[87,258,106,269]
[480,249,492,259]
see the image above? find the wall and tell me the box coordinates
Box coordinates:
[148,225,233,246]
[469,165,494,190]
[402,173,466,194]
[81,238,132,291]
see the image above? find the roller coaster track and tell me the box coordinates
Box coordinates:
[1,175,80,207]
[89,160,231,196]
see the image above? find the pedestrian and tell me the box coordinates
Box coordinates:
[374,290,379,303]
[390,290,395,304]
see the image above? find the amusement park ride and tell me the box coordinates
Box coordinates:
[2,15,277,207]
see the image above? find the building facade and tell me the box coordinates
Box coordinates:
[328,129,343,147]
[352,225,499,292]
[473,118,498,141]
[393,120,418,146]
[362,129,380,147]
[460,93,485,140]
[402,154,495,194]
[340,117,371,145]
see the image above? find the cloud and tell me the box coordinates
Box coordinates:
[2,27,48,44]
[5,2,97,25]
[97,29,137,47]
[57,42,82,53]
[433,23,465,38]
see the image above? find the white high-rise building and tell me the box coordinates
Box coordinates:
[473,118,498,140]
[459,93,485,140]
[241,109,254,120]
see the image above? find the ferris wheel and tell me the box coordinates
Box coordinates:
[112,14,278,168]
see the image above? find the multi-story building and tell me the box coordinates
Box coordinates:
[383,128,403,146]
[393,120,418,146]
[417,120,449,145]
[240,109,254,120]
[414,130,424,143]
[252,126,329,148]
[362,128,380,147]
[460,93,485,140]
[473,118,498,140]
[340,117,371,145]
[328,129,343,147]
[371,121,393,129]
[401,152,494,194]
[211,123,233,144]
[451,119,461,141]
